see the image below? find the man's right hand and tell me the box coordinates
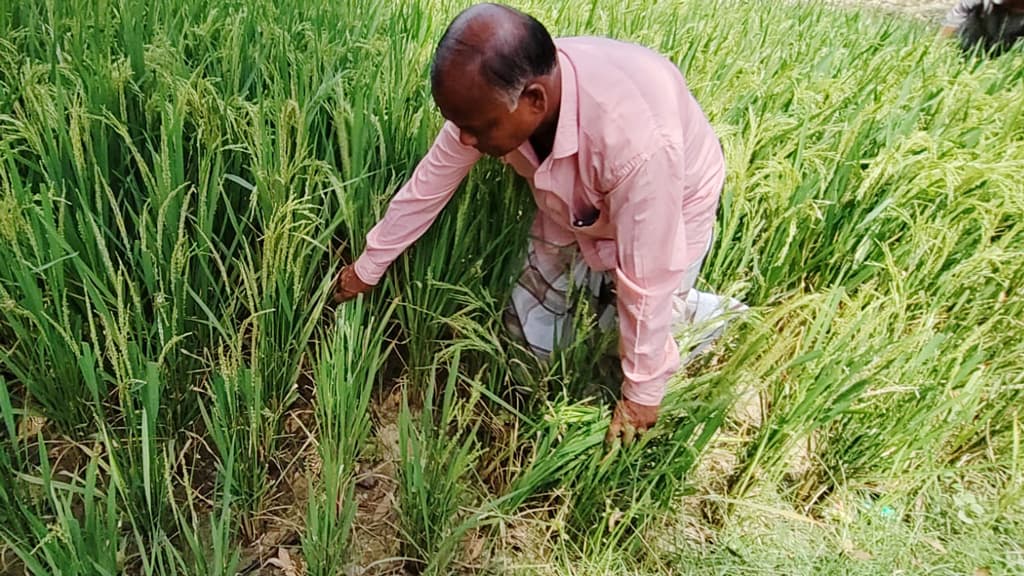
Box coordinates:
[333,265,374,304]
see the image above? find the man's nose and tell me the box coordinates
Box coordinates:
[458,129,478,148]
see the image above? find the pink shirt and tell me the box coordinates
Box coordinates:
[354,36,725,406]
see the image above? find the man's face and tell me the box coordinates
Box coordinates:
[433,65,545,157]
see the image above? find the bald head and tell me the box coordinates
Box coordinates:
[430,3,557,110]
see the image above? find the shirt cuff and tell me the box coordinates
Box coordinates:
[352,253,384,286]
[619,338,679,407]
[621,375,669,406]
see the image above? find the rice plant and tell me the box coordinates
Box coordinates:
[1,0,1022,572]
[303,294,395,575]
[397,349,484,574]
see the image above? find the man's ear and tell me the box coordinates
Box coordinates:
[521,83,548,114]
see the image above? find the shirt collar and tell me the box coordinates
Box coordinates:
[549,48,579,160]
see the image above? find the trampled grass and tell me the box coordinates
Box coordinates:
[1,0,1022,573]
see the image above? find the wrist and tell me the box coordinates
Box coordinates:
[620,379,665,408]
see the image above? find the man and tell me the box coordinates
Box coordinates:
[334,3,745,446]
[940,0,1024,54]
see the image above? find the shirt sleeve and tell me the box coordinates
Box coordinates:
[943,0,985,28]
[606,141,690,407]
[353,121,481,285]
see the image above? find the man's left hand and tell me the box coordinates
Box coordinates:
[605,397,659,448]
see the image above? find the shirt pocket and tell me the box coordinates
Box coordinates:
[570,182,608,230]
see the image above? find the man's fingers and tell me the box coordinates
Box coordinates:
[332,265,375,305]
[605,405,623,447]
[332,268,359,304]
[605,419,621,446]
[333,292,356,305]
[331,271,344,303]
[622,424,636,448]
